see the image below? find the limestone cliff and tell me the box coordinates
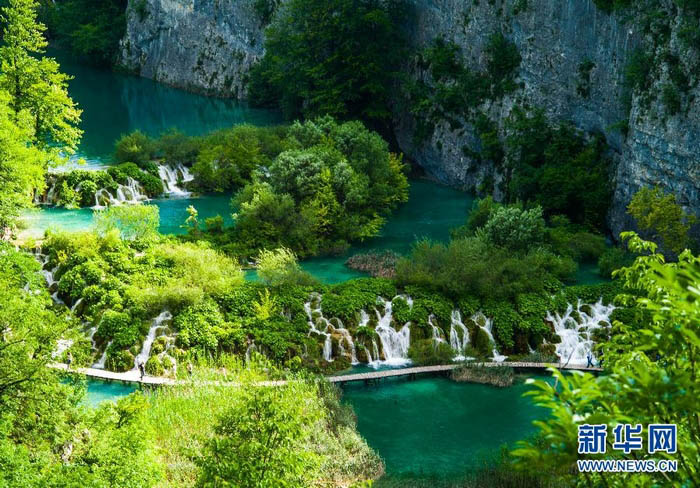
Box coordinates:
[119,0,699,238]
[119,0,264,98]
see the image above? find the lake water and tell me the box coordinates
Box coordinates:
[26,51,605,286]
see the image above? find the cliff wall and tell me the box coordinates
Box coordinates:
[119,0,700,238]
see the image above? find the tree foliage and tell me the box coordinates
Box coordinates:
[0,0,82,152]
[95,204,160,241]
[627,186,697,255]
[196,367,324,487]
[248,0,408,127]
[505,108,611,230]
[41,0,127,66]
[512,233,700,486]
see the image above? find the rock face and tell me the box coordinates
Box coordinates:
[119,0,700,238]
[119,0,264,99]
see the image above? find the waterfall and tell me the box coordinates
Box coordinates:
[93,178,148,208]
[115,178,148,204]
[51,291,65,306]
[471,312,507,362]
[449,310,472,360]
[158,164,191,197]
[70,297,83,313]
[94,188,116,209]
[547,299,614,366]
[133,311,172,370]
[177,163,194,183]
[373,297,411,366]
[304,293,333,362]
[93,341,112,369]
[52,339,73,359]
[429,315,447,347]
[335,326,358,364]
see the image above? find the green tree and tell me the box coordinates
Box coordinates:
[248,0,407,128]
[0,0,82,151]
[512,233,700,486]
[41,0,128,66]
[196,367,324,487]
[256,247,316,287]
[482,205,546,252]
[505,107,611,230]
[0,92,47,233]
[95,204,160,241]
[628,186,697,255]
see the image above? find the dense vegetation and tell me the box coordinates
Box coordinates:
[110,117,409,260]
[248,0,408,130]
[512,233,700,486]
[39,0,127,66]
[0,241,380,485]
[0,0,80,232]
[44,162,164,207]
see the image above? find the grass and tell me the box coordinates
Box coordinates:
[142,362,383,487]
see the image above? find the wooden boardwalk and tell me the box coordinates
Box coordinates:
[49,361,602,387]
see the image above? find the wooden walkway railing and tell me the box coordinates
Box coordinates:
[49,361,602,387]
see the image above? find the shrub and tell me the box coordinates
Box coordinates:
[114,131,156,166]
[598,247,634,278]
[627,186,697,255]
[408,339,455,365]
[482,205,546,251]
[95,205,160,241]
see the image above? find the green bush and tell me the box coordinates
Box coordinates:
[114,130,157,166]
[482,205,545,252]
[598,247,634,278]
[505,107,612,230]
[174,299,228,353]
[408,339,455,365]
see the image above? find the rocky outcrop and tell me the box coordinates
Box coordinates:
[396,0,698,239]
[118,0,264,98]
[119,0,700,239]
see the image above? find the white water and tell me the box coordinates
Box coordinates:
[449,310,472,360]
[93,179,148,209]
[158,164,192,197]
[133,311,172,370]
[373,297,411,367]
[52,339,73,359]
[471,312,507,362]
[547,300,614,366]
[93,341,112,369]
[70,297,84,313]
[429,315,447,346]
[304,293,333,362]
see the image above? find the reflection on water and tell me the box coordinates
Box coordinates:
[50,48,281,164]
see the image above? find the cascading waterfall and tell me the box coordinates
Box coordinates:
[334,324,358,364]
[93,341,111,369]
[304,293,333,362]
[52,339,73,359]
[471,312,507,362]
[429,315,447,345]
[547,299,614,366]
[70,297,84,313]
[373,297,411,366]
[133,311,172,370]
[449,310,472,360]
[158,164,192,196]
[93,179,148,208]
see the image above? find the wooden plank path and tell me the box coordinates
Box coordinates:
[49,361,602,387]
